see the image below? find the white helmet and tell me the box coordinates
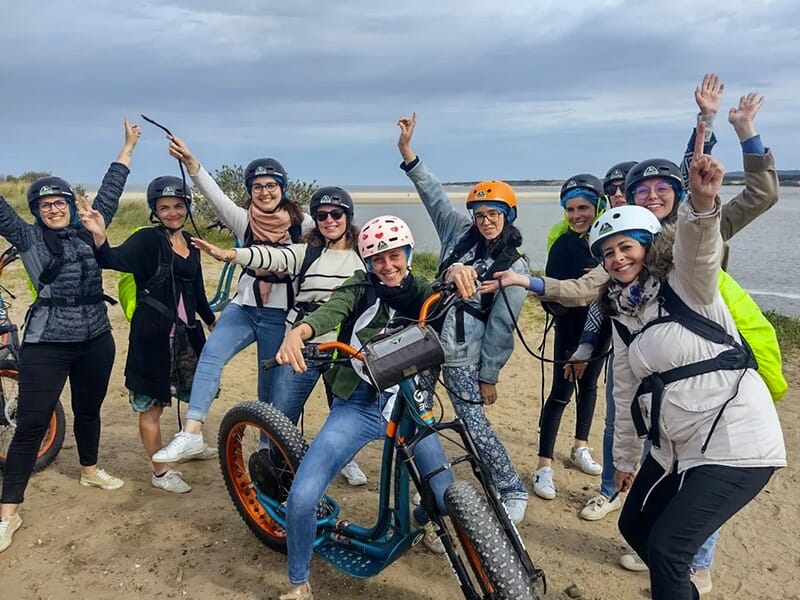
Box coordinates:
[589,205,662,258]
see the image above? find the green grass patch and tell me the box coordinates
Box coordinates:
[766,311,800,353]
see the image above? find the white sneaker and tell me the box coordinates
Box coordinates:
[579,493,623,521]
[690,567,713,594]
[620,551,649,572]
[152,432,206,463]
[0,513,23,553]
[340,461,368,486]
[177,445,217,463]
[532,467,556,500]
[412,492,422,506]
[570,446,602,475]
[502,497,528,524]
[151,469,192,494]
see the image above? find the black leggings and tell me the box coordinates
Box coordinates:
[537,322,606,458]
[619,454,775,600]
[1,332,115,504]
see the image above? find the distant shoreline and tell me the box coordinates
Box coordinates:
[117,190,560,205]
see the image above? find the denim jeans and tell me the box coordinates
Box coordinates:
[285,381,453,585]
[602,356,719,569]
[599,358,617,498]
[619,455,774,599]
[270,364,328,426]
[185,303,287,422]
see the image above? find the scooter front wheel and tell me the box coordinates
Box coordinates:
[444,481,537,600]
[218,401,308,553]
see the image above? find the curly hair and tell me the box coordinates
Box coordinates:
[302,221,360,249]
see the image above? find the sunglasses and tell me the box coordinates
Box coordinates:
[604,182,624,194]
[314,209,345,222]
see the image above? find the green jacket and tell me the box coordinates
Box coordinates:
[300,270,434,400]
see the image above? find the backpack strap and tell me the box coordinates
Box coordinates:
[624,279,756,449]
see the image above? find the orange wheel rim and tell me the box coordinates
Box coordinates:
[454,521,494,594]
[224,420,288,540]
[38,411,58,457]
[0,368,57,459]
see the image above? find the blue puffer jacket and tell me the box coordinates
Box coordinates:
[0,162,129,343]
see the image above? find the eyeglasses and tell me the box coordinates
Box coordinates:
[38,199,69,213]
[473,210,503,224]
[314,209,345,222]
[634,182,673,200]
[604,182,624,195]
[252,182,279,193]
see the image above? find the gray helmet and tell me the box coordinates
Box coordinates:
[625,159,684,205]
[146,176,191,211]
[309,186,354,219]
[27,176,76,224]
[244,158,288,194]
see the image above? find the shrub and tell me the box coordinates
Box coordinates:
[190,164,317,231]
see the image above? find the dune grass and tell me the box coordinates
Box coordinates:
[1,187,798,351]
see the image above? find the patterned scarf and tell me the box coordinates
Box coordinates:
[608,273,661,317]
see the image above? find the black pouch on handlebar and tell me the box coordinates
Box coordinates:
[363,325,445,390]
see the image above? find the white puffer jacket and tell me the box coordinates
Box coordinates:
[611,201,786,475]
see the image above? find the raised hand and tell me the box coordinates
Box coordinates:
[689,122,725,211]
[191,237,235,262]
[728,92,764,141]
[77,195,108,246]
[116,116,141,166]
[694,73,724,116]
[123,116,141,147]
[397,112,417,163]
[168,135,201,176]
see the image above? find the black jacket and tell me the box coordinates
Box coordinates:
[95,227,215,401]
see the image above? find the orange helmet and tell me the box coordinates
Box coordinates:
[466,180,518,223]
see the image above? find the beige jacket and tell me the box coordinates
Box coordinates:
[610,201,786,474]
[538,151,779,307]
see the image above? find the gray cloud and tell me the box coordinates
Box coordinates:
[2,0,799,185]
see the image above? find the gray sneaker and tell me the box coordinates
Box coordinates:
[151,469,192,494]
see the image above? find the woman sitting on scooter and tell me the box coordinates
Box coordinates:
[274,215,471,600]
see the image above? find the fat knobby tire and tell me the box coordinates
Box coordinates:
[444,481,536,600]
[218,400,307,553]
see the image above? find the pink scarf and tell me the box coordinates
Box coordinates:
[247,204,293,303]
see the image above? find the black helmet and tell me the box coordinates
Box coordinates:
[244,158,288,194]
[27,176,75,207]
[604,161,638,186]
[560,173,604,200]
[27,176,77,224]
[624,158,684,205]
[309,186,354,219]
[146,176,192,211]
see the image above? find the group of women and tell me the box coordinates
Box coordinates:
[0,72,788,600]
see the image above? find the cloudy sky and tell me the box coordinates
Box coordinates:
[2,0,799,187]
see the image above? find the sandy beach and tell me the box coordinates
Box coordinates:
[1,258,797,600]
